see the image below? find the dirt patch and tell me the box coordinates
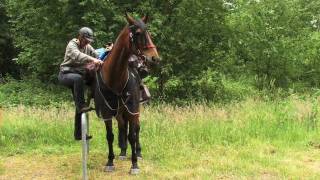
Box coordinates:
[260,171,278,180]
[0,153,156,179]
[0,155,68,179]
[302,157,320,173]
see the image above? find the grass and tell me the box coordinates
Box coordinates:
[1,95,320,179]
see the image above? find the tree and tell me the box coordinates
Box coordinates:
[0,0,17,79]
[5,0,118,81]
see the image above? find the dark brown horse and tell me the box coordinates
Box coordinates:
[93,13,160,174]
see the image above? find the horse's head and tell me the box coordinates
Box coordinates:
[126,13,160,69]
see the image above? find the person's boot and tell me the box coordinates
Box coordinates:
[75,134,92,141]
[74,111,93,141]
[139,84,151,103]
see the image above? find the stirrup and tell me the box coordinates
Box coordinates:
[80,106,95,113]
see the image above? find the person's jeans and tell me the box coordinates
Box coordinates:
[58,71,86,139]
[58,72,86,110]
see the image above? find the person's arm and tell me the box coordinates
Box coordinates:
[88,44,99,59]
[66,41,100,65]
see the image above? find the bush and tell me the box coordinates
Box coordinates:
[222,76,259,102]
[0,77,71,107]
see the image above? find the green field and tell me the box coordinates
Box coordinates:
[1,96,320,179]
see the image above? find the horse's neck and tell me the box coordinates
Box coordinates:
[102,28,131,94]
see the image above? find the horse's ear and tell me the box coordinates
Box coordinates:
[142,14,149,24]
[125,12,135,25]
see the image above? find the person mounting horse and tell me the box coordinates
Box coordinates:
[92,13,160,174]
[58,26,153,141]
[58,27,102,140]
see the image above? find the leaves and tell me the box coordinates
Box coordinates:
[2,0,320,101]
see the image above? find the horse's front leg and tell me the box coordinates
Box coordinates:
[118,117,128,160]
[128,115,140,174]
[104,120,115,172]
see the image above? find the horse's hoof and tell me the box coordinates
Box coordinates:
[137,151,142,160]
[104,165,115,172]
[130,168,140,175]
[119,156,127,160]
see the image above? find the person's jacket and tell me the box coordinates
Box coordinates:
[60,38,98,74]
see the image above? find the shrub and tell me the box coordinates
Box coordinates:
[0,77,71,107]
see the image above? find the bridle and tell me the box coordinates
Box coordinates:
[126,18,161,80]
[128,24,155,63]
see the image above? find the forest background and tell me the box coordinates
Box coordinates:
[1,0,320,105]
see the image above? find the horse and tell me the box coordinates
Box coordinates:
[92,13,160,174]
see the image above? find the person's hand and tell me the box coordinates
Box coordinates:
[92,58,101,64]
[106,43,113,51]
[92,58,103,67]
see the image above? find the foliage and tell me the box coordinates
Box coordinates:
[228,0,320,90]
[0,77,71,107]
[0,0,17,78]
[156,0,231,100]
[3,0,232,102]
[2,0,320,103]
[4,0,119,82]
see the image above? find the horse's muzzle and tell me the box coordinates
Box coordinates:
[148,56,160,66]
[152,56,161,63]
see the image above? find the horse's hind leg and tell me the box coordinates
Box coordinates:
[136,124,142,159]
[104,120,115,172]
[118,117,128,160]
[118,118,142,160]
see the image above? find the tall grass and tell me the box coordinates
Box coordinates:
[1,96,320,178]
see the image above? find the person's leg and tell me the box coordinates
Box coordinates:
[59,72,91,140]
[74,109,82,139]
[58,72,86,111]
[71,90,93,140]
[140,83,151,103]
[130,69,151,103]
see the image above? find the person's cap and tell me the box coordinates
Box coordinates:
[79,27,94,42]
